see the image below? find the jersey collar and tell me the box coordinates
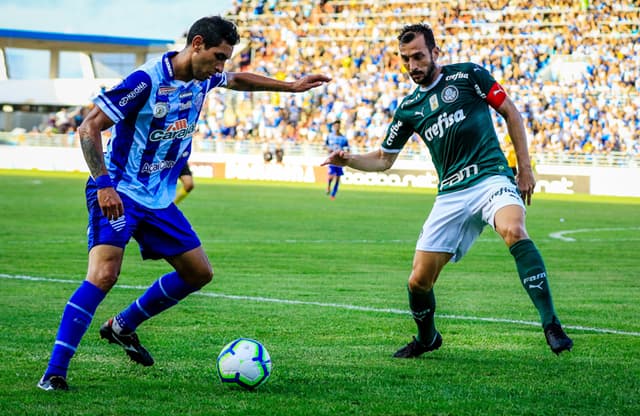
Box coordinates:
[162,51,179,81]
[418,73,443,93]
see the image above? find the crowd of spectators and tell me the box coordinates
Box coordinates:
[192,0,639,163]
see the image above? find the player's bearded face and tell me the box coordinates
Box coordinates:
[399,36,439,86]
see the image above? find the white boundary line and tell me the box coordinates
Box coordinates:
[2,273,639,337]
[549,227,640,242]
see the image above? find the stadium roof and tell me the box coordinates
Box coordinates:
[0,28,177,106]
[0,28,174,53]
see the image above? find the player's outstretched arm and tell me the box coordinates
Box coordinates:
[225,72,331,92]
[496,97,535,205]
[322,149,398,172]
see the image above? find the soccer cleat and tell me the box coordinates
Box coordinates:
[544,322,573,355]
[37,375,69,391]
[99,318,155,366]
[393,332,443,358]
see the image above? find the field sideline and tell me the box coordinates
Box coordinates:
[1,170,639,415]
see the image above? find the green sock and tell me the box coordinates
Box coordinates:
[408,286,437,345]
[510,239,558,328]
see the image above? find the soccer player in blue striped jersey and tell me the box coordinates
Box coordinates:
[323,23,572,358]
[37,15,330,391]
[324,121,350,199]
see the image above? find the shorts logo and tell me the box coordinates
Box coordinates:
[441,86,459,103]
[153,103,169,118]
[109,215,127,232]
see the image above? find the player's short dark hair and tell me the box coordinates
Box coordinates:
[398,24,436,50]
[187,16,240,48]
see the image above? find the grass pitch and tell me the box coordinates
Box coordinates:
[0,170,639,415]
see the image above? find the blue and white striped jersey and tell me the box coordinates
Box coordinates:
[94,51,226,208]
[325,133,349,152]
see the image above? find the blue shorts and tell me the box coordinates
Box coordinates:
[86,178,201,259]
[328,165,344,176]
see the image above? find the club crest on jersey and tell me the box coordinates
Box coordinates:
[441,86,459,103]
[429,94,439,111]
[153,103,169,118]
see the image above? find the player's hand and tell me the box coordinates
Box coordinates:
[321,150,349,167]
[97,187,124,220]
[516,167,536,206]
[291,74,331,92]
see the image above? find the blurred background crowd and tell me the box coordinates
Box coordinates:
[33,0,640,164]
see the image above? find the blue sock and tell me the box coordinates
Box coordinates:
[44,281,105,379]
[331,180,340,197]
[115,272,198,333]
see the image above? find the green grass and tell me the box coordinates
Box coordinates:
[1,170,639,415]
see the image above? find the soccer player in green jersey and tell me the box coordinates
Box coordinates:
[323,23,573,357]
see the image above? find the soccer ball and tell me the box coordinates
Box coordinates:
[216,338,272,390]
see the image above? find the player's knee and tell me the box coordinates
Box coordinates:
[88,267,119,291]
[193,264,214,288]
[408,273,434,293]
[499,223,529,247]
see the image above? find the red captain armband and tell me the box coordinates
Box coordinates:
[486,82,507,109]
[95,174,114,189]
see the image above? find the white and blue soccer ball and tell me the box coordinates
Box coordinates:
[216,338,272,390]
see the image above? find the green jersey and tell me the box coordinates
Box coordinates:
[382,62,513,194]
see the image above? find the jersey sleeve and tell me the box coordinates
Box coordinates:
[469,64,507,110]
[206,72,228,93]
[93,70,152,123]
[381,113,414,154]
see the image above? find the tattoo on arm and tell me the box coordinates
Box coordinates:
[80,133,106,178]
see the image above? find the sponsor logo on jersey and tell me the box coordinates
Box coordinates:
[153,102,169,118]
[158,86,176,96]
[386,120,403,145]
[179,101,192,111]
[429,94,439,111]
[118,82,148,107]
[401,93,422,108]
[445,72,468,81]
[193,92,204,109]
[163,55,174,78]
[474,84,487,99]
[422,109,466,142]
[141,159,177,174]
[441,86,459,103]
[439,164,478,190]
[179,91,193,99]
[149,119,196,141]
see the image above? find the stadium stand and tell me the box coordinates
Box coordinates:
[0,1,638,168]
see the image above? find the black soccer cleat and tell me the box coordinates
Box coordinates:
[100,318,155,366]
[544,322,573,355]
[393,332,443,358]
[37,375,69,391]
